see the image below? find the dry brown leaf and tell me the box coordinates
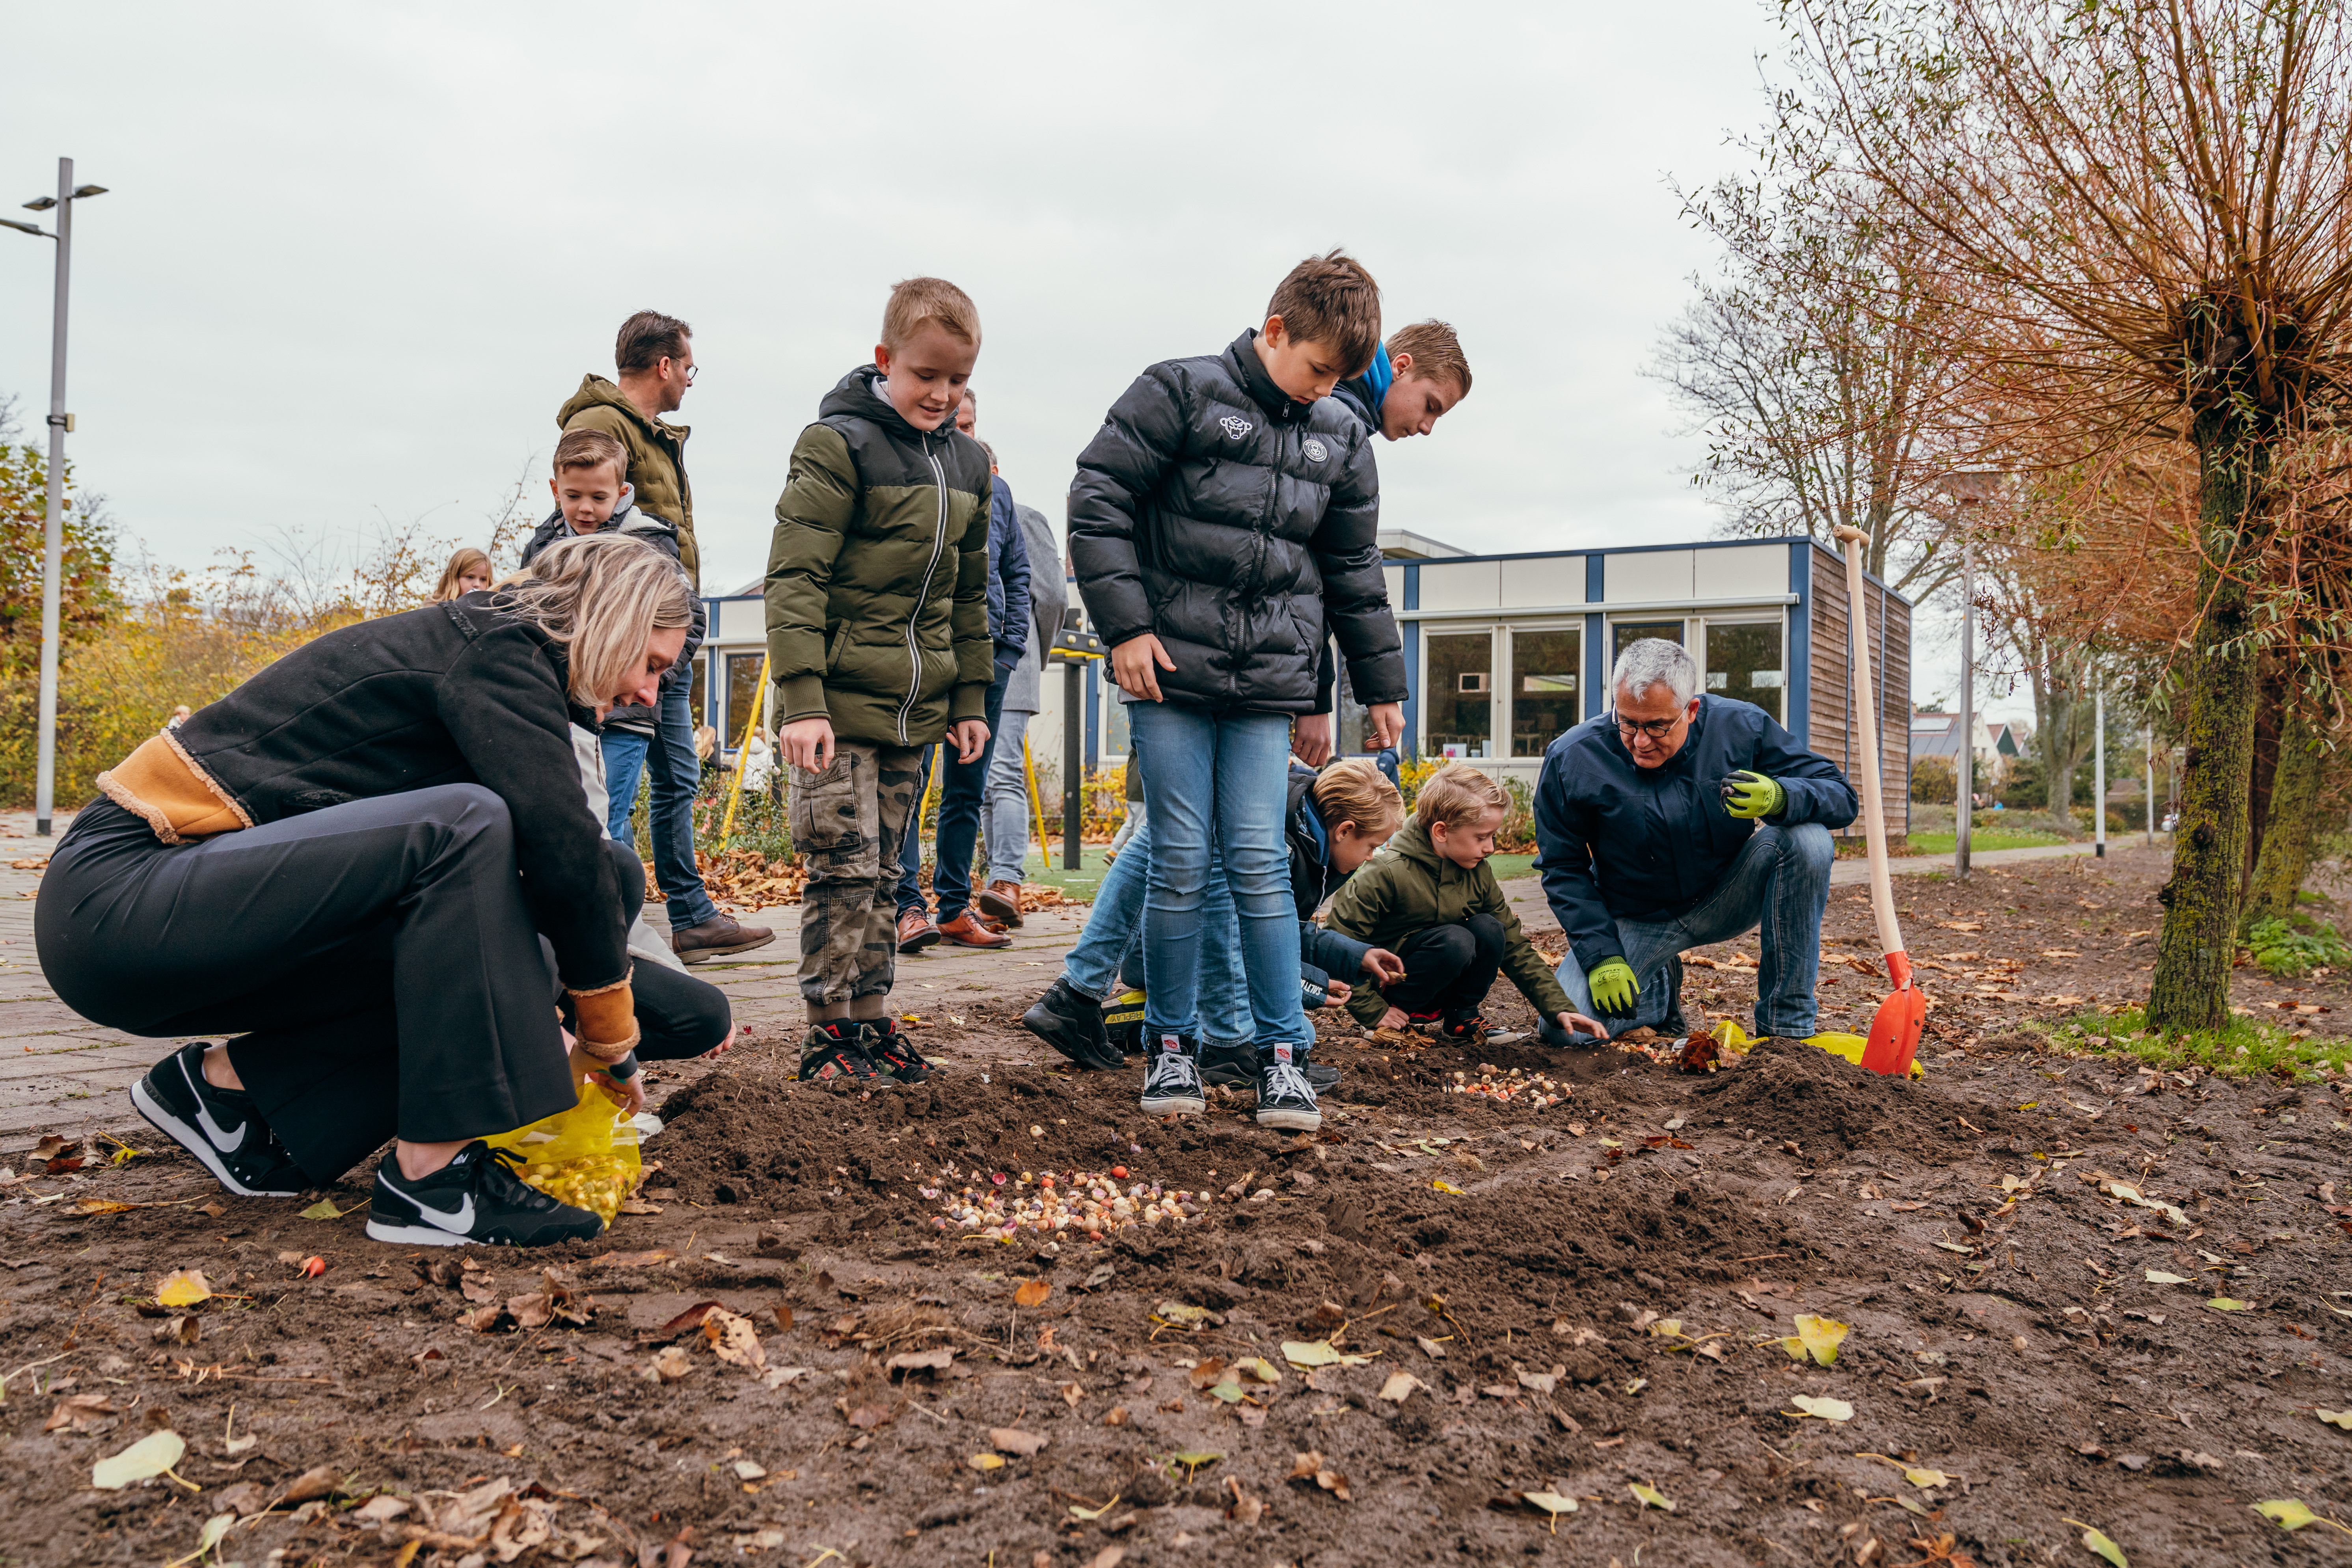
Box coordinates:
[43,1393,116,1433]
[1225,1475,1264,1525]
[701,1306,766,1370]
[991,1426,1048,1456]
[1014,1279,1052,1308]
[1289,1450,1353,1500]
[279,1465,342,1505]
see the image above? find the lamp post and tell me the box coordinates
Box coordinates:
[6,158,108,836]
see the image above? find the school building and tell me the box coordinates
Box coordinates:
[687,531,1914,843]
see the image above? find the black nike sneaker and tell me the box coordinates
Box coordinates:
[797,1022,883,1084]
[1022,978,1124,1071]
[130,1042,310,1198]
[366,1141,603,1248]
[1253,1042,1321,1132]
[858,1018,933,1085]
[1138,1031,1206,1116]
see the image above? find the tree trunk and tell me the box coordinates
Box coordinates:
[2242,665,2284,896]
[2241,698,2321,935]
[2148,432,2264,1032]
[2044,679,2075,818]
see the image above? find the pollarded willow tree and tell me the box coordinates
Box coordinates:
[1789,0,2352,1029]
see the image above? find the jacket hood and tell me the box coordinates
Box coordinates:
[1388,818,1444,871]
[1223,330,1311,423]
[819,365,950,443]
[557,374,688,442]
[1335,341,1392,434]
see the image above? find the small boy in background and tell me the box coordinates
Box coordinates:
[1326,763,1606,1045]
[521,428,708,848]
[1069,250,1408,1132]
[765,277,996,1086]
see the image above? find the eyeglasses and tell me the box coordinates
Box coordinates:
[667,358,698,385]
[1610,710,1687,741]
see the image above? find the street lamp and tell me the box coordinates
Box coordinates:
[7,159,107,836]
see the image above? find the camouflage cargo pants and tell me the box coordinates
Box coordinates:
[789,741,924,1005]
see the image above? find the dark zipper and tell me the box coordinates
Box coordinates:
[897,431,952,745]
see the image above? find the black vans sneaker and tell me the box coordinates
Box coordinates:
[797,1022,882,1084]
[1198,1041,1258,1089]
[1022,978,1123,1071]
[130,1042,310,1198]
[1138,1032,1205,1116]
[858,1018,933,1085]
[1253,1042,1321,1132]
[366,1142,603,1248]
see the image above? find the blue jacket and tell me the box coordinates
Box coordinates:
[984,474,1032,674]
[1534,696,1858,971]
[1285,764,1375,985]
[1333,342,1393,436]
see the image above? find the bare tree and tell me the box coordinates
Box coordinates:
[1791,0,2352,1029]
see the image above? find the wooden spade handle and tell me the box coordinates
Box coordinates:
[1834,527,1907,975]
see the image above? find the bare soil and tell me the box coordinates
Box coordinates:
[3,845,2348,1568]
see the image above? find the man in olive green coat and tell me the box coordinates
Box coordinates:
[764,277,995,1088]
[557,310,774,965]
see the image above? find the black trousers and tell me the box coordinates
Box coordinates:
[38,788,728,1184]
[1382,914,1507,1017]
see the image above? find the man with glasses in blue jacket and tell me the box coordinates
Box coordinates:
[1533,638,1857,1046]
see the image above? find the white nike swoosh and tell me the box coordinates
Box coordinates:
[408,1194,475,1233]
[183,1060,248,1153]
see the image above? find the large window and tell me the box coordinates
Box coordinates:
[1509,627,1582,756]
[1701,617,1784,722]
[1425,631,1494,758]
[1611,619,1685,665]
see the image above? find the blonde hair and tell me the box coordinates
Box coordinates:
[1387,319,1472,398]
[1311,758,1403,838]
[883,276,982,350]
[1413,762,1509,833]
[433,547,492,602]
[493,533,695,706]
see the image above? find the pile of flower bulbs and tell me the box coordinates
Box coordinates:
[1446,1064,1572,1108]
[931,1167,1206,1242]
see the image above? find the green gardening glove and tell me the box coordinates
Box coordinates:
[1720,769,1786,819]
[1588,957,1640,1015]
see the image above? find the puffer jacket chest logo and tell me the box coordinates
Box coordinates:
[1219,415,1253,440]
[1302,437,1329,463]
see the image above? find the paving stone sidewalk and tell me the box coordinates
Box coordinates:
[0,807,2122,1156]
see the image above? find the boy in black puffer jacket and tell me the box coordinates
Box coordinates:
[1069,250,1408,1132]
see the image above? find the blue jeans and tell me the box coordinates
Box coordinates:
[601,682,719,930]
[894,671,1009,921]
[1059,815,1252,1047]
[1550,821,1835,1039]
[984,708,1034,886]
[1127,702,1305,1052]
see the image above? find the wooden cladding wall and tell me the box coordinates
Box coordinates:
[1805,544,1910,842]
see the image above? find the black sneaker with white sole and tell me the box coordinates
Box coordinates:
[366,1141,603,1248]
[1138,1032,1206,1116]
[858,1018,933,1085]
[1022,978,1124,1072]
[130,1042,310,1198]
[1254,1043,1321,1131]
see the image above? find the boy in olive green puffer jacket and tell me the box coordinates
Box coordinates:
[764,277,996,1088]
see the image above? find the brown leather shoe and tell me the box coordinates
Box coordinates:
[896,909,941,954]
[976,879,1024,927]
[935,910,1012,949]
[669,911,777,965]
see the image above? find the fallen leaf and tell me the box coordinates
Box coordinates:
[91,1430,186,1490]
[2316,1409,2352,1430]
[886,1346,954,1375]
[1224,1477,1261,1525]
[1068,1494,1122,1520]
[1289,1450,1352,1500]
[154,1314,200,1346]
[648,1345,693,1382]
[701,1306,766,1370]
[155,1269,212,1308]
[1014,1279,1052,1308]
[657,1300,724,1337]
[1169,1449,1222,1476]
[1376,1371,1423,1402]
[2144,1270,2190,1284]
[1153,1301,1222,1327]
[351,1495,411,1523]
[991,1426,1048,1456]
[1522,1490,1577,1532]
[1779,1313,1849,1367]
[1416,1335,1449,1358]
[43,1393,117,1432]
[846,1403,892,1429]
[75,1198,135,1215]
[191,1514,236,1562]
[2250,1499,2349,1533]
[2064,1518,2129,1566]
[1234,1356,1282,1384]
[967,1452,1006,1471]
[299,1199,345,1220]
[279,1465,341,1504]
[1628,1481,1676,1512]
[2206,1298,2253,1312]
[1432,1179,1464,1195]
[1283,1339,1373,1369]
[1786,1395,1854,1421]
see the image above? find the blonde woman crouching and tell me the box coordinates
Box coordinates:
[35,533,700,1248]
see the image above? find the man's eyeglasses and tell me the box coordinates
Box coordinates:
[1610,710,1687,741]
[669,358,698,385]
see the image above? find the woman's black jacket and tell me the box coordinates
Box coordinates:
[164,594,629,989]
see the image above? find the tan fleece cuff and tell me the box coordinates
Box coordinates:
[96,732,250,845]
[568,982,639,1063]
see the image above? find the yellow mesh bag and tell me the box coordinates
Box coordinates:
[483,1077,641,1225]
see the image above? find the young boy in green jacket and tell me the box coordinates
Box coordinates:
[765,277,996,1086]
[1326,763,1606,1045]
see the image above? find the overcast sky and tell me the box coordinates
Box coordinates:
[0,0,1992,714]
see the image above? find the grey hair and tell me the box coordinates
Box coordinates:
[1611,637,1698,706]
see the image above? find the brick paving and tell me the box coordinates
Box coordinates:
[0,806,2104,1156]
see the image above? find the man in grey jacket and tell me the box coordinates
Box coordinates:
[978,501,1064,925]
